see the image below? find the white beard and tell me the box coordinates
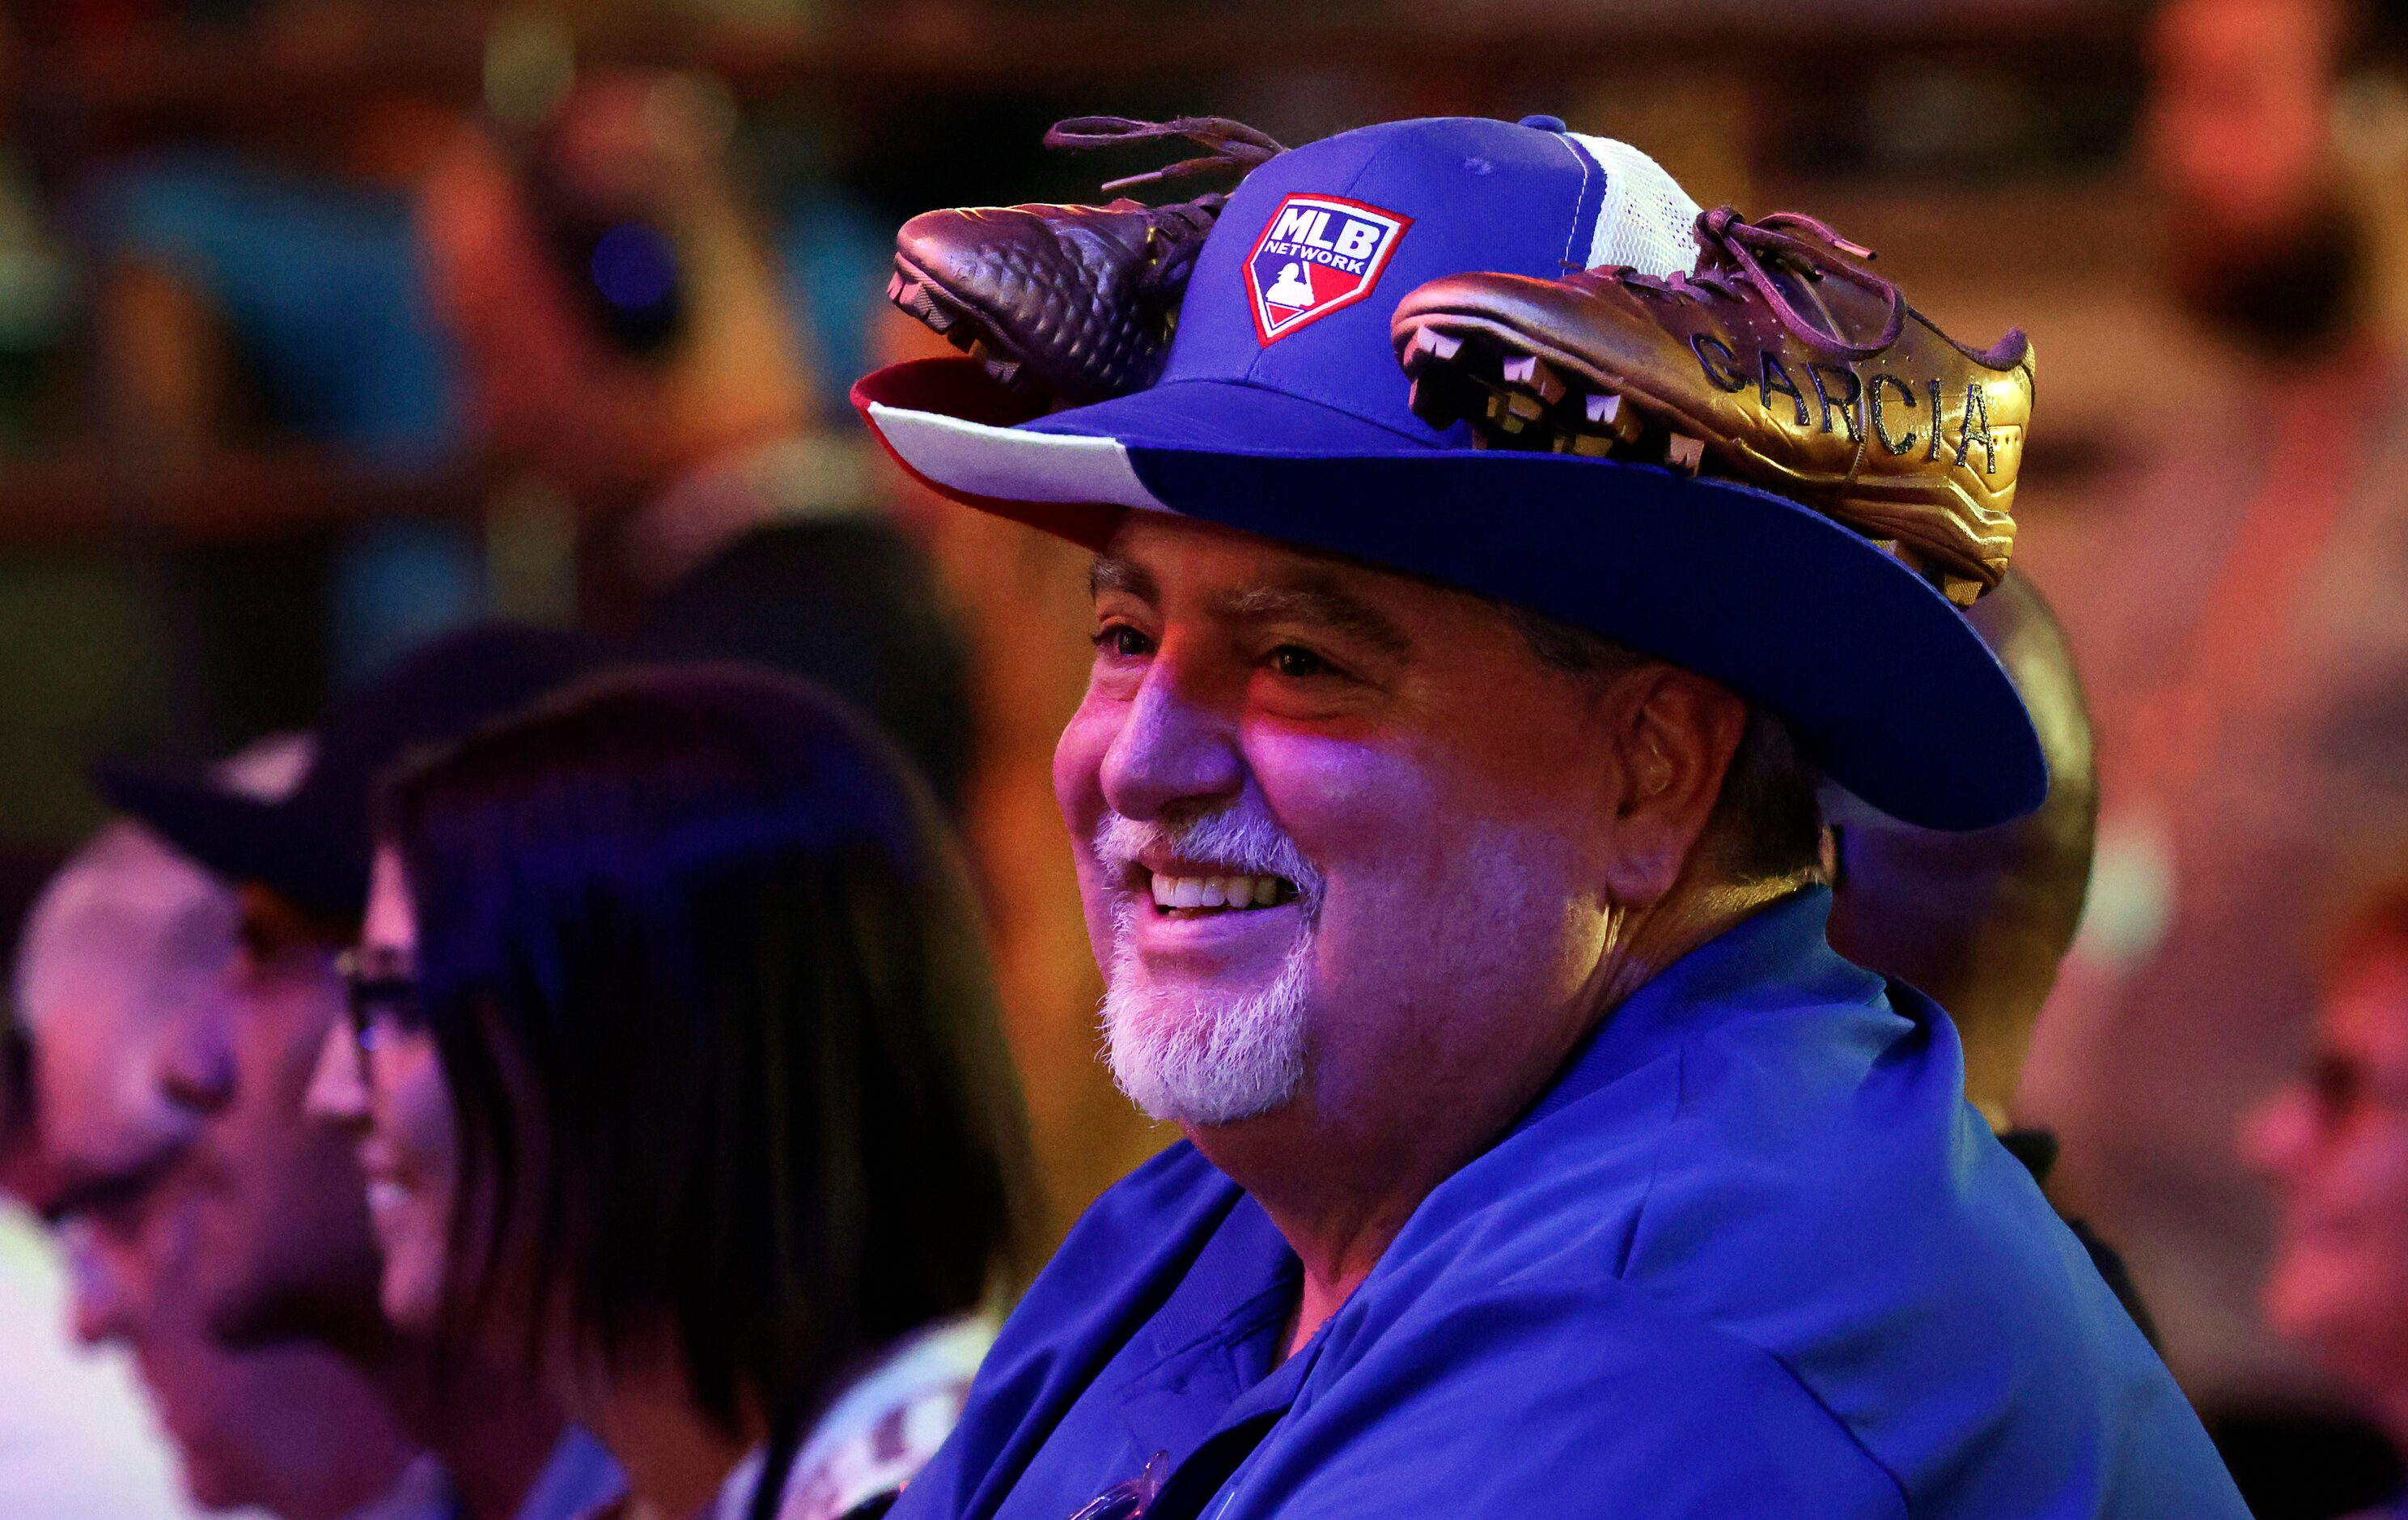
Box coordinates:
[1093,810,1321,1127]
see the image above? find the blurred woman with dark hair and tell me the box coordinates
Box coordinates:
[306,666,1032,1520]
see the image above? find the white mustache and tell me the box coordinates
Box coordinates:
[1094,809,1325,914]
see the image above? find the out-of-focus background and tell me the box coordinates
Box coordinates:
[0,0,2403,1510]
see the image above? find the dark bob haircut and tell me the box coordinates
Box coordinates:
[379,664,1031,1448]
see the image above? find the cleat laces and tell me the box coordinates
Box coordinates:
[1041,116,1287,291]
[1609,206,1907,359]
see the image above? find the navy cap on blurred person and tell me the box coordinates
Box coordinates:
[95,624,613,923]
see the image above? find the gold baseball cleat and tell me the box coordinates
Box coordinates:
[1393,207,2032,603]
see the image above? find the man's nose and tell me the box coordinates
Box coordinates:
[1097,660,1244,822]
[152,997,234,1118]
[302,1017,367,1129]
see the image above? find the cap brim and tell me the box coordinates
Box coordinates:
[93,767,363,920]
[855,358,1436,549]
[854,358,2046,831]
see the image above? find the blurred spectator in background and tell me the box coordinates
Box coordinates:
[1827,575,2100,1134]
[316,668,1032,1520]
[2245,880,2408,1519]
[12,737,422,1520]
[1823,575,2164,1346]
[84,68,480,690]
[418,68,976,817]
[2016,0,2408,1419]
[93,625,628,1520]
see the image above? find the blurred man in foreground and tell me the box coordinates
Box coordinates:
[2247,881,2408,1518]
[91,626,625,1520]
[17,742,422,1518]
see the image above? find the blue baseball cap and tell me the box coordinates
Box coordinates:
[855,115,2047,832]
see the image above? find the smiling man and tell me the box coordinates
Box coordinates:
[855,115,2247,1516]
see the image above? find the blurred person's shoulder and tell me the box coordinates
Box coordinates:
[0,1203,207,1519]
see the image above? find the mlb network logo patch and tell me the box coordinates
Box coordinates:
[1244,194,1411,346]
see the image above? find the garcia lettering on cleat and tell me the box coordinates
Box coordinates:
[1393,203,2032,599]
[1245,194,1410,346]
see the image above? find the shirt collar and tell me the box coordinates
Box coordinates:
[1514,886,1876,1133]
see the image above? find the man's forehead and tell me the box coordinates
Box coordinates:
[1092,530,1427,664]
[1094,516,1380,592]
[21,886,237,1033]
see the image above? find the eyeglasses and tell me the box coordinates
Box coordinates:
[336,948,421,1076]
[1068,1452,1168,1520]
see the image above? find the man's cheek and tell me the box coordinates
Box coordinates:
[1053,705,1117,830]
[1245,729,1418,834]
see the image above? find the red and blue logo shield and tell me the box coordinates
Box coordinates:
[1244,193,1411,347]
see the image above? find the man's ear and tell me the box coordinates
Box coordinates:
[1598,668,1749,906]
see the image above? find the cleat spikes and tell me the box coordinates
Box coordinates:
[1579,388,1644,445]
[1500,355,1565,405]
[1665,435,1705,474]
[1407,376,1463,430]
[1554,431,1617,457]
[890,274,956,332]
[1480,387,1547,435]
[1401,325,1464,372]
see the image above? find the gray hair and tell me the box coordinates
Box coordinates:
[1500,603,1825,885]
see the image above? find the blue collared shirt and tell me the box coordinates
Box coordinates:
[893,890,2247,1518]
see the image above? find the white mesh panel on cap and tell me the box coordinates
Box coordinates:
[1567,134,1702,279]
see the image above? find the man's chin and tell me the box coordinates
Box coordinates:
[1101,988,1308,1129]
[206,1266,394,1362]
[176,1454,256,1516]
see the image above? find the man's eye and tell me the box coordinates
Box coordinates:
[2312,1053,2367,1123]
[1092,624,1155,660]
[1268,644,1338,680]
